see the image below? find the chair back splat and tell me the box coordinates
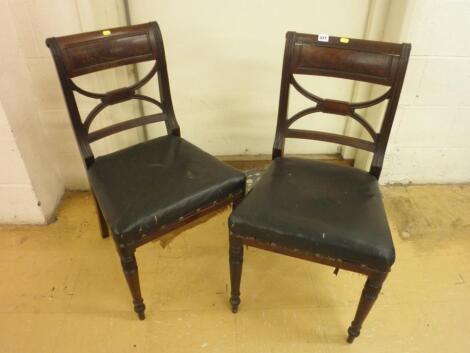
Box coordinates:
[46,22,180,168]
[273,32,411,179]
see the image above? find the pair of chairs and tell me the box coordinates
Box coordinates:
[47,22,410,343]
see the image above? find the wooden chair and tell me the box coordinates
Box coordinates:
[228,32,411,342]
[46,22,245,319]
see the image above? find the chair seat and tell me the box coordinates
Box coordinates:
[89,135,245,243]
[229,158,395,271]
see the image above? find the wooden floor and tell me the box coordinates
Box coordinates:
[1,185,470,353]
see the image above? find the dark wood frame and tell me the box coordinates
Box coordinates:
[46,22,244,320]
[229,32,410,343]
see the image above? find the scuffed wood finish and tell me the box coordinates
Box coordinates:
[291,33,402,85]
[50,23,158,77]
[118,247,146,320]
[347,272,388,343]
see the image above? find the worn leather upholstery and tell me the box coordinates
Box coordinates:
[89,135,245,243]
[229,158,395,271]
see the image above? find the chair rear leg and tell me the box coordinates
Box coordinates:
[119,247,146,320]
[347,272,387,343]
[229,235,244,313]
[92,193,109,238]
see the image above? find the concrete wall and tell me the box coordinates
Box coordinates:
[0,0,64,223]
[378,0,470,183]
[129,0,372,156]
[0,101,45,223]
[0,0,138,222]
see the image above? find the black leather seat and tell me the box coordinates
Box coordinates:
[89,135,245,243]
[229,158,394,271]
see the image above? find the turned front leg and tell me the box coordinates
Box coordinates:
[347,272,387,343]
[229,235,244,313]
[119,247,146,320]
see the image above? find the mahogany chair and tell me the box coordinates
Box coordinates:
[46,22,245,319]
[228,32,410,342]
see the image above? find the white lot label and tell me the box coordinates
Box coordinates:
[318,34,329,42]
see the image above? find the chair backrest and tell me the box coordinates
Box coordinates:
[46,22,180,168]
[273,32,411,179]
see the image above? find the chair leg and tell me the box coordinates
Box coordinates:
[347,272,388,343]
[119,247,146,320]
[229,236,244,313]
[93,193,109,238]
